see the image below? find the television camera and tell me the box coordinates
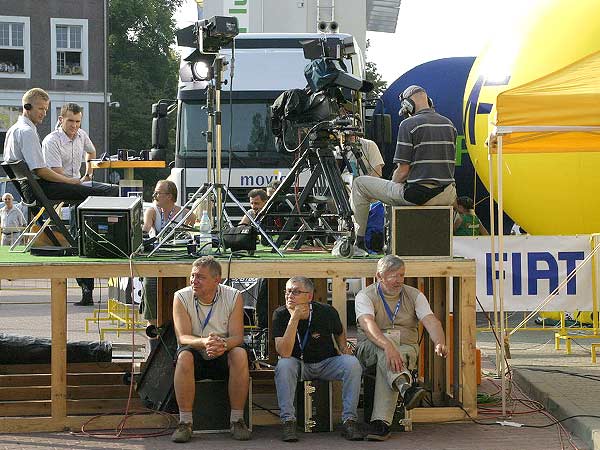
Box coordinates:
[257,37,374,255]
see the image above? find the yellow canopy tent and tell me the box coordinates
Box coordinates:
[492,49,600,152]
[486,50,600,416]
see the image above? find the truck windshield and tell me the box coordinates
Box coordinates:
[178,100,279,162]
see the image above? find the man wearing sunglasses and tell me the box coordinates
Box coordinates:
[272,276,364,442]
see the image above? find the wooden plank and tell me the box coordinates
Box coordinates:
[0,373,127,387]
[331,277,347,330]
[0,413,174,433]
[50,278,67,422]
[431,277,447,404]
[157,276,186,326]
[460,276,477,417]
[0,385,132,401]
[0,398,145,417]
[0,362,132,375]
[0,258,476,280]
[408,406,469,423]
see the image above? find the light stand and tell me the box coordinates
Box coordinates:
[144,52,282,258]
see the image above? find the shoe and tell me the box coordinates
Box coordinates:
[171,421,193,443]
[341,419,364,441]
[281,420,298,442]
[352,245,369,258]
[231,418,251,441]
[73,290,93,306]
[402,385,427,410]
[366,420,390,441]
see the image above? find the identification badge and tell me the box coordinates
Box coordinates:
[384,329,402,343]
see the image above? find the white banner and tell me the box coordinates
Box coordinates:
[453,235,593,312]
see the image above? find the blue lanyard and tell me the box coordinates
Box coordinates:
[160,207,174,228]
[194,289,218,334]
[377,283,403,327]
[296,303,313,360]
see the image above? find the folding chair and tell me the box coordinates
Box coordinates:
[1,160,77,253]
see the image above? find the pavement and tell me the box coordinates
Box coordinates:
[1,282,600,449]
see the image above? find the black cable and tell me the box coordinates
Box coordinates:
[521,414,600,429]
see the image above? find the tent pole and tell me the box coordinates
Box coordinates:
[497,134,507,417]
[488,143,501,375]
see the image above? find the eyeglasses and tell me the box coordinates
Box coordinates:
[284,289,310,296]
[152,191,169,197]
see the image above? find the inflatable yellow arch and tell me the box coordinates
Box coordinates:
[463,0,600,235]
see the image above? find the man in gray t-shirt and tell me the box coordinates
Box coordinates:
[349,85,457,256]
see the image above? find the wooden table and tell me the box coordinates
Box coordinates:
[90,160,167,180]
[0,257,476,432]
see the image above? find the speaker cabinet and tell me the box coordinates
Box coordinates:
[77,196,142,258]
[390,206,453,258]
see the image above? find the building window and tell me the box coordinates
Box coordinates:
[0,105,21,152]
[51,18,88,80]
[0,16,30,78]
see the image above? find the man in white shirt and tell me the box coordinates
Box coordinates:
[0,193,26,246]
[43,103,95,181]
[3,89,117,202]
[40,102,117,305]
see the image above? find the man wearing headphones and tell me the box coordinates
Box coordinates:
[3,89,118,202]
[349,85,457,256]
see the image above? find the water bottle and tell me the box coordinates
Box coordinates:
[198,210,212,255]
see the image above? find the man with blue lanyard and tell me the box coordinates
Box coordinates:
[171,256,251,443]
[272,276,364,442]
[355,255,448,441]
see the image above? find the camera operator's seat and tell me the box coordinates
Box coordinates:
[1,160,77,253]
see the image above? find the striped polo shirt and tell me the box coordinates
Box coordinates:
[394,108,457,186]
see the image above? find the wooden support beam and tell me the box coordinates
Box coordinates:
[50,278,67,424]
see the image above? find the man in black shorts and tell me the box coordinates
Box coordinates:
[171,256,251,442]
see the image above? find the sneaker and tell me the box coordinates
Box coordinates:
[352,245,369,258]
[281,420,298,442]
[341,419,364,441]
[231,418,251,441]
[171,421,193,443]
[73,290,93,306]
[366,420,390,441]
[402,385,427,410]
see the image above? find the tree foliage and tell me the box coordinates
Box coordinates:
[364,39,388,102]
[108,0,182,191]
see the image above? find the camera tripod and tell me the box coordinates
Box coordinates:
[256,125,357,252]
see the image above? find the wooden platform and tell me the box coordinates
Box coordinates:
[0,254,476,432]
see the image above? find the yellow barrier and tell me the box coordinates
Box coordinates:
[85,298,146,340]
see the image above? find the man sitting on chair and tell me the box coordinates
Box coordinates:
[40,101,117,305]
[355,255,448,441]
[171,256,251,443]
[272,276,363,442]
[3,88,118,202]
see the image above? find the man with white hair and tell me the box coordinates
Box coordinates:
[0,193,26,246]
[349,85,457,256]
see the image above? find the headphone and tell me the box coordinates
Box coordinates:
[399,88,434,116]
[23,103,32,111]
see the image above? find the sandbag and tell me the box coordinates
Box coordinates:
[0,333,112,364]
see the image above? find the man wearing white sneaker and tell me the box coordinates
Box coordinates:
[355,255,448,441]
[171,256,251,443]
